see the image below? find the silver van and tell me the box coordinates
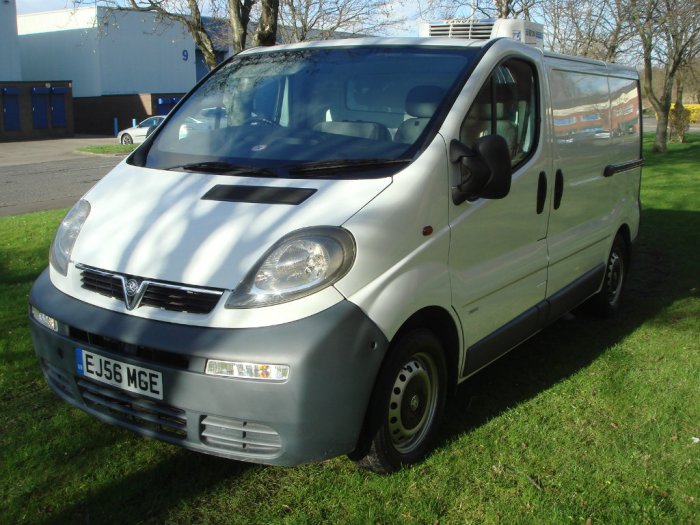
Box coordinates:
[29,35,642,473]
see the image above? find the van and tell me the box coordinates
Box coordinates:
[29,34,642,473]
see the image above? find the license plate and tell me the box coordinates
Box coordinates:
[75,348,163,400]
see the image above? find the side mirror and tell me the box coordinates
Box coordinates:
[450,135,512,205]
[146,124,158,138]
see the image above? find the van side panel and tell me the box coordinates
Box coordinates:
[546,61,617,296]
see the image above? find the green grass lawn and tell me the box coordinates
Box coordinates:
[1,135,698,524]
[78,144,137,155]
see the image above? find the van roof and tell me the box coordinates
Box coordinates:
[239,37,638,77]
[239,37,490,55]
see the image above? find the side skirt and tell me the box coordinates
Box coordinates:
[461,263,605,379]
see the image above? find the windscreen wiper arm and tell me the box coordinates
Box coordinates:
[287,158,411,175]
[167,161,275,177]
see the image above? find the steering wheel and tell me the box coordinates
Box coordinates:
[243,117,277,127]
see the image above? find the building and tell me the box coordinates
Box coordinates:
[1,0,22,82]
[1,0,74,141]
[17,6,228,135]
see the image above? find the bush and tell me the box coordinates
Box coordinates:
[686,104,700,123]
[672,103,700,123]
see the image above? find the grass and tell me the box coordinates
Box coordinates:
[1,135,699,524]
[78,144,137,155]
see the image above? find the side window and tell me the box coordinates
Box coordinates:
[460,59,537,168]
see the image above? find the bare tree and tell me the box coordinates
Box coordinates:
[541,0,633,61]
[102,0,222,69]
[629,0,700,152]
[223,0,256,53]
[277,0,401,42]
[254,0,279,45]
[418,0,539,20]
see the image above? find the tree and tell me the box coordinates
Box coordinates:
[111,0,221,69]
[223,0,256,53]
[277,0,401,43]
[629,0,700,152]
[418,0,539,20]
[254,0,279,46]
[540,0,634,61]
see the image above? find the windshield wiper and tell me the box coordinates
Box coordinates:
[287,158,411,175]
[167,161,275,177]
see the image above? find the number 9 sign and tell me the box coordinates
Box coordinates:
[182,50,189,61]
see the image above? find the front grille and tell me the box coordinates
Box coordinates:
[78,264,224,315]
[78,378,187,440]
[201,415,282,456]
[68,326,190,370]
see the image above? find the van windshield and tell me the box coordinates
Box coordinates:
[141,46,476,177]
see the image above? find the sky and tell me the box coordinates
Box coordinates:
[15,0,423,36]
[16,0,74,14]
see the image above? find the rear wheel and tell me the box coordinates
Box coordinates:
[585,233,628,317]
[355,329,447,474]
[120,133,133,145]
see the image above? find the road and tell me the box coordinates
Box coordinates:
[0,157,122,216]
[0,136,121,217]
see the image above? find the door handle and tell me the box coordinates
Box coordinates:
[536,171,547,214]
[554,169,564,210]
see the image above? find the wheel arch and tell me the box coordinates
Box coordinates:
[348,305,461,461]
[390,306,461,396]
[613,223,633,271]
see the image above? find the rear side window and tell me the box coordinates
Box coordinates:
[460,58,538,168]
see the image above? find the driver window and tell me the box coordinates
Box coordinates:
[460,59,537,168]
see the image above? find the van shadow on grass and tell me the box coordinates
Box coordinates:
[39,446,257,525]
[437,206,699,447]
[40,208,699,525]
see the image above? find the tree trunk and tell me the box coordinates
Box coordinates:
[654,111,669,152]
[254,0,279,47]
[228,0,252,54]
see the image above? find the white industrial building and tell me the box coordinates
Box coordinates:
[18,7,207,98]
[16,6,229,134]
[1,0,75,141]
[1,0,22,82]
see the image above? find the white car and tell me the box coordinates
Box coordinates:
[117,116,165,144]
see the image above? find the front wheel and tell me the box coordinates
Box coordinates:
[355,329,447,474]
[120,133,133,145]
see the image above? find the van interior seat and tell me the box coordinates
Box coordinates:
[461,103,518,156]
[313,121,392,141]
[394,85,444,144]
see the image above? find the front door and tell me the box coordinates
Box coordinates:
[448,57,551,375]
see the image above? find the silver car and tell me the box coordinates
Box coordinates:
[118,116,165,145]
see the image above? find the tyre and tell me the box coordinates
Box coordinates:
[584,233,628,317]
[355,329,447,474]
[121,133,133,145]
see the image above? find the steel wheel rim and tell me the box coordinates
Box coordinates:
[387,352,439,454]
[607,249,624,306]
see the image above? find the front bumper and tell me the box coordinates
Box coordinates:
[29,269,388,466]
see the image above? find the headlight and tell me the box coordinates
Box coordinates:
[226,226,355,308]
[50,199,91,276]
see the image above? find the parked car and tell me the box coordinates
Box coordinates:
[117,116,165,144]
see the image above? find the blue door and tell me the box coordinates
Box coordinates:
[2,88,21,131]
[32,87,50,129]
[51,87,68,128]
[156,97,180,115]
